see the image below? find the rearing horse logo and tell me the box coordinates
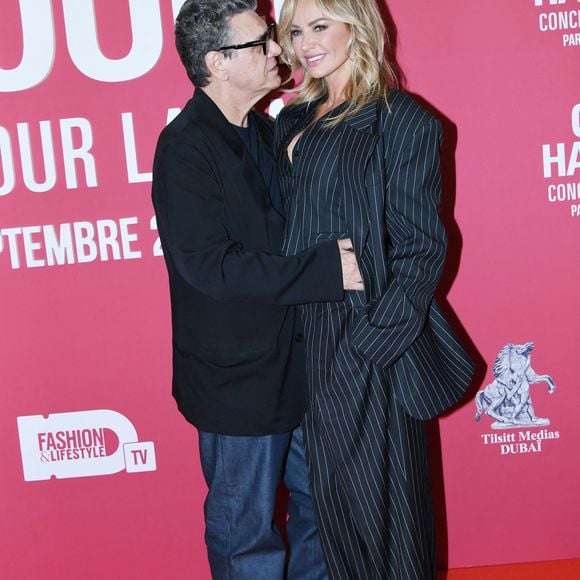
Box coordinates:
[475,342,556,429]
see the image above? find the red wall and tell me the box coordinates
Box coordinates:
[1,1,578,577]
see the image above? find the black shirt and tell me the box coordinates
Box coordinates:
[233,119,283,213]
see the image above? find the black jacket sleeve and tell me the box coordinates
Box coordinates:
[153,140,344,305]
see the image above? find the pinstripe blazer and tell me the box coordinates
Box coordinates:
[277,90,474,420]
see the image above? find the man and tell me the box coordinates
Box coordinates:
[151,1,361,578]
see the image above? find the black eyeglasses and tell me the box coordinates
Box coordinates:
[218,23,276,56]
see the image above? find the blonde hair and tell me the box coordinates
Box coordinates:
[278,0,397,124]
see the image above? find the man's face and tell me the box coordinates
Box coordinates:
[222,11,282,103]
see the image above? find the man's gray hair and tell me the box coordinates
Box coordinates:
[175,0,258,87]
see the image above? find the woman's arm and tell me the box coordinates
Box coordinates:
[352,104,447,367]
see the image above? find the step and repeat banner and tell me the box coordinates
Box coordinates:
[1,1,578,577]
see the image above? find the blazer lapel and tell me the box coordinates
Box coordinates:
[337,101,380,258]
[193,90,273,213]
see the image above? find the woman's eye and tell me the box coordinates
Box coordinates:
[314,25,328,32]
[290,29,301,38]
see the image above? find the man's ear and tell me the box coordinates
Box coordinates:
[205,50,229,81]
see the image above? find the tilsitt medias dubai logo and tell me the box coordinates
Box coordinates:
[474,342,560,455]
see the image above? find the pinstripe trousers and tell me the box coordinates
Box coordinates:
[300,298,436,579]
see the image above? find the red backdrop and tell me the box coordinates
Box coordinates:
[1,1,578,577]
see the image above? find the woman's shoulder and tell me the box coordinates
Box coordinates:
[379,89,440,133]
[276,99,310,124]
[382,90,432,118]
[274,99,312,144]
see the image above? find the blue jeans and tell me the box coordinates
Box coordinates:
[198,426,328,580]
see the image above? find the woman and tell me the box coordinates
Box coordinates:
[275,0,474,578]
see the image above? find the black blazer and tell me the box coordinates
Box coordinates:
[152,89,343,435]
[276,91,474,419]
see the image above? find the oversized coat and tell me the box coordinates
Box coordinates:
[275,90,474,578]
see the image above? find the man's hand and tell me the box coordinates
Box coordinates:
[338,239,364,291]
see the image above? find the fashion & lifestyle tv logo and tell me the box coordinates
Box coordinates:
[17,409,156,481]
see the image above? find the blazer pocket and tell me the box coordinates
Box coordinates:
[344,308,371,363]
[309,232,347,244]
[201,341,270,368]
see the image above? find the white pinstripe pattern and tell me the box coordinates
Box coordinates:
[275,91,473,579]
[278,93,444,580]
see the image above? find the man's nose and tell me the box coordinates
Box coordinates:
[268,39,282,57]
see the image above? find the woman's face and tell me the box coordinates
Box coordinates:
[290,0,352,90]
